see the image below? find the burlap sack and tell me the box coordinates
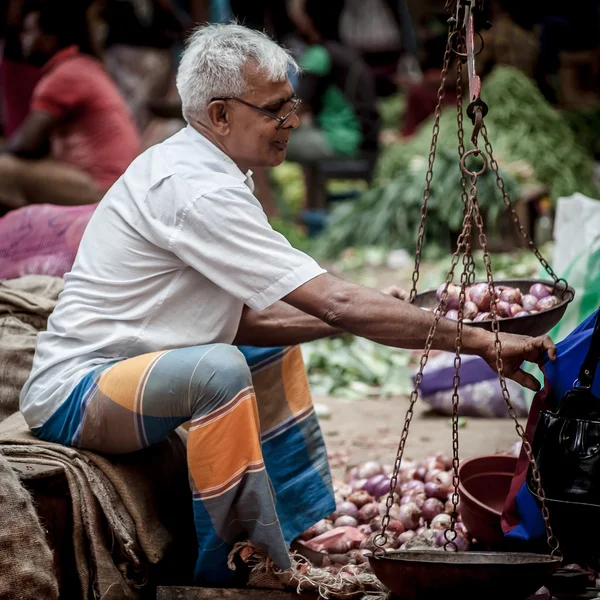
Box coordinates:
[0,275,64,423]
[0,452,59,599]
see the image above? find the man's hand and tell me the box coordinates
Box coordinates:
[482,333,556,391]
[381,285,409,301]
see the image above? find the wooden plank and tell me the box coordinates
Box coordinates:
[156,588,319,600]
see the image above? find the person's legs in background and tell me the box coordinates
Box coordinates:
[0,155,104,213]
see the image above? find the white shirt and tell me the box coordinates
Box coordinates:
[20,126,326,429]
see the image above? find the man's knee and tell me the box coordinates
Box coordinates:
[196,344,253,403]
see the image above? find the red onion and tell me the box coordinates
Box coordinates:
[424,469,442,484]
[401,480,425,496]
[332,501,359,520]
[424,482,447,500]
[499,288,522,305]
[422,498,445,522]
[509,303,524,317]
[357,461,383,480]
[398,502,422,530]
[521,294,538,312]
[416,526,427,535]
[357,502,379,523]
[431,513,452,530]
[474,312,492,322]
[529,283,551,300]
[397,530,417,545]
[334,516,358,528]
[348,466,359,481]
[445,309,459,320]
[348,490,374,508]
[412,492,427,509]
[536,295,560,311]
[299,519,334,541]
[429,470,452,493]
[351,478,367,492]
[463,301,478,320]
[357,524,372,536]
[387,519,405,535]
[414,466,428,481]
[437,283,460,310]
[495,300,511,318]
[363,473,387,496]
[373,478,393,500]
[514,311,530,318]
[468,283,491,311]
[400,495,414,506]
[444,500,454,514]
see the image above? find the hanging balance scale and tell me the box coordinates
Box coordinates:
[368,1,575,599]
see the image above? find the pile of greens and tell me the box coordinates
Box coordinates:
[378,66,599,199]
[302,335,414,399]
[316,147,519,258]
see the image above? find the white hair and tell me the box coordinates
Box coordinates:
[176,23,299,122]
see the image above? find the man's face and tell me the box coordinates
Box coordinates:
[222,72,299,169]
[21,11,55,66]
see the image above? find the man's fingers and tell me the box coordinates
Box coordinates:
[525,335,556,363]
[382,285,409,301]
[510,368,541,392]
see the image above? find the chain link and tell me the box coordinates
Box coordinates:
[408,32,455,304]
[470,187,562,559]
[455,39,476,285]
[480,125,573,302]
[374,200,476,556]
[444,175,476,551]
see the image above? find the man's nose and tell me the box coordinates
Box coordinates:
[284,112,300,131]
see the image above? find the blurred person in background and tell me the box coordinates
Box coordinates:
[286,0,380,165]
[99,0,191,132]
[0,0,140,214]
[339,0,421,96]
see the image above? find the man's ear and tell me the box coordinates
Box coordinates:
[206,101,231,135]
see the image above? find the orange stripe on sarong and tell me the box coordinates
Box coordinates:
[187,389,263,493]
[281,346,312,416]
[96,351,165,411]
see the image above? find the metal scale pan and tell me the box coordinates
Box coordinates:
[369,550,560,600]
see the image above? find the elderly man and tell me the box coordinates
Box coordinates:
[21,24,554,585]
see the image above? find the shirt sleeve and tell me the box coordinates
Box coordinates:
[30,65,87,118]
[169,182,327,312]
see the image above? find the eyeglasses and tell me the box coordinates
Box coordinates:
[210,96,301,129]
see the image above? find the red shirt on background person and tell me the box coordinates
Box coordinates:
[0,2,140,213]
[30,45,140,190]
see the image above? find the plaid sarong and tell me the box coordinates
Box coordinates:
[33,344,335,584]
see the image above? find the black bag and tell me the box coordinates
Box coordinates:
[527,309,600,514]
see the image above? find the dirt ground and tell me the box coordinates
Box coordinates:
[316,394,520,480]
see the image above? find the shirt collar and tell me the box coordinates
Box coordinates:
[184,125,254,191]
[42,45,80,74]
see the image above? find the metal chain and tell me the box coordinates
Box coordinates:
[408,32,455,303]
[470,187,562,559]
[444,176,476,552]
[455,36,476,285]
[480,125,572,299]
[374,201,475,556]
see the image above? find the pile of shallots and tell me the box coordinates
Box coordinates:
[298,455,469,569]
[428,282,561,322]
